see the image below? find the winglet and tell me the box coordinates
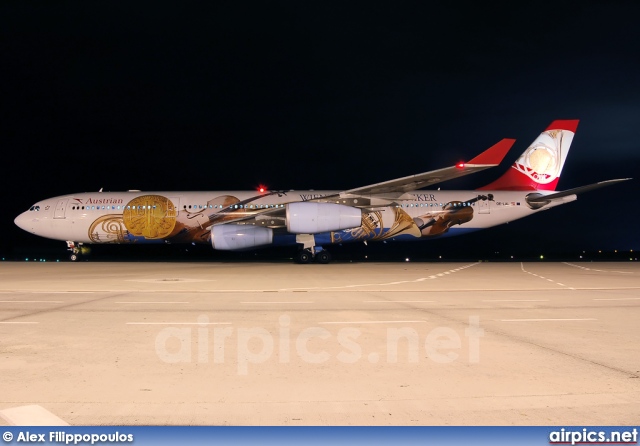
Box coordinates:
[467,138,516,165]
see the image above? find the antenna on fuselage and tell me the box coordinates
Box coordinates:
[99,188,103,192]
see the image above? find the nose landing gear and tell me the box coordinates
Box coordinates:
[66,241,89,261]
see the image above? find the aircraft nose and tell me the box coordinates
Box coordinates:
[14,212,32,233]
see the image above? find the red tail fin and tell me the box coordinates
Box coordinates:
[478,120,579,191]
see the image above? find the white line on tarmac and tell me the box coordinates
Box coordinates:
[241,301,313,304]
[500,318,597,322]
[319,320,428,325]
[0,404,69,426]
[0,321,39,324]
[0,300,64,303]
[26,291,98,294]
[593,297,640,301]
[364,300,436,303]
[520,263,575,289]
[563,262,634,274]
[116,301,189,304]
[277,262,480,291]
[483,299,549,302]
[126,322,232,325]
[3,286,639,294]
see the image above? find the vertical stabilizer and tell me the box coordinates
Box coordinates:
[478,120,579,191]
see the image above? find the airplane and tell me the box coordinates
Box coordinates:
[14,120,630,263]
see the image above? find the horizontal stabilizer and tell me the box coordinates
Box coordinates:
[525,178,631,209]
[526,178,631,203]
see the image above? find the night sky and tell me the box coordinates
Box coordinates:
[2,2,639,260]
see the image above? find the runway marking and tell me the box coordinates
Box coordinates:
[241,301,313,304]
[319,320,428,325]
[520,263,575,289]
[364,300,436,303]
[500,318,597,322]
[0,321,39,324]
[0,300,64,303]
[483,299,548,302]
[277,262,479,291]
[2,286,640,294]
[0,404,69,426]
[20,291,98,294]
[127,278,215,283]
[593,297,640,301]
[126,322,232,325]
[0,291,100,294]
[116,301,189,304]
[563,262,635,274]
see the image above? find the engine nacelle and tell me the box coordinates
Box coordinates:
[211,225,273,250]
[286,202,362,234]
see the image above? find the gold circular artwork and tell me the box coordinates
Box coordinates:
[528,147,556,175]
[123,195,177,239]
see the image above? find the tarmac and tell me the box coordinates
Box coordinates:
[0,260,638,425]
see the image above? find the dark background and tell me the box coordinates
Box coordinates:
[1,1,638,262]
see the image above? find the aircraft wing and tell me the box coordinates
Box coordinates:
[210,138,515,227]
[341,138,515,196]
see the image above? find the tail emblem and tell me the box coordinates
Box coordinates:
[512,130,565,185]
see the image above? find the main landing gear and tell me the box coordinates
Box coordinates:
[295,234,331,264]
[296,248,332,264]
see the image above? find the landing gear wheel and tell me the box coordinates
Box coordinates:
[316,251,331,264]
[296,250,314,264]
[69,253,79,262]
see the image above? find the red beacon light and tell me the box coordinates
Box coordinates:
[456,162,465,169]
[258,185,267,193]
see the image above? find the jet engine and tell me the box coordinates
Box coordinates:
[286,202,362,234]
[211,225,273,250]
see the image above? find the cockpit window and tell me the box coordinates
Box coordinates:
[29,205,41,211]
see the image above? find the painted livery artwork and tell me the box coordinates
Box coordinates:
[14,119,630,263]
[85,192,484,245]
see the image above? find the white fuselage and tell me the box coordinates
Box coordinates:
[14,189,571,249]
